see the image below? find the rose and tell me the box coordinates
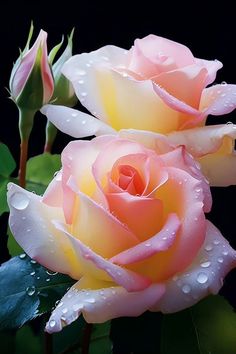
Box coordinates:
[59,34,236,133]
[7,130,236,332]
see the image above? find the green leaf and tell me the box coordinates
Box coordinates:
[0,144,16,215]
[90,322,112,354]
[0,143,16,177]
[0,255,75,330]
[161,295,236,354]
[15,324,43,354]
[26,153,61,192]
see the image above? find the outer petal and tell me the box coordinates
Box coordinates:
[43,170,63,207]
[61,136,115,223]
[195,58,223,86]
[200,84,236,116]
[62,45,128,121]
[7,183,81,279]
[151,220,236,313]
[45,280,165,332]
[167,124,236,186]
[41,104,116,139]
[54,221,151,291]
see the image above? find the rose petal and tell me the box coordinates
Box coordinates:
[167,124,236,186]
[151,220,236,313]
[61,136,115,223]
[54,221,151,291]
[7,183,81,279]
[66,180,139,258]
[62,45,128,121]
[45,280,165,332]
[201,84,236,116]
[195,58,223,86]
[128,167,206,282]
[41,104,116,138]
[111,213,180,265]
[106,192,164,240]
[154,65,207,109]
[43,170,63,207]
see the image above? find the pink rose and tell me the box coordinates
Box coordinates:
[60,34,236,133]
[7,131,236,332]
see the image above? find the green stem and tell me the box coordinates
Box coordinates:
[18,108,36,187]
[44,121,57,153]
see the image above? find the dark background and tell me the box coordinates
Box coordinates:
[0,1,236,349]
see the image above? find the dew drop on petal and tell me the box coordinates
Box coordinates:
[145,242,151,247]
[76,69,86,76]
[218,257,224,263]
[57,302,63,308]
[182,284,191,294]
[197,272,208,284]
[213,239,220,245]
[205,244,213,251]
[201,261,211,268]
[62,308,68,314]
[223,250,229,256]
[49,319,56,328]
[10,192,29,210]
[26,286,36,296]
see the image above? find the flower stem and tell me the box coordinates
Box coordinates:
[18,108,36,187]
[44,121,57,153]
[19,139,28,188]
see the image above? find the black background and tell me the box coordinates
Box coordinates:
[0,1,236,350]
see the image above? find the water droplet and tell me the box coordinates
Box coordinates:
[30,271,35,276]
[145,242,151,247]
[22,216,26,220]
[86,298,95,303]
[223,250,228,256]
[62,308,68,314]
[19,253,26,259]
[201,261,211,268]
[111,289,116,295]
[178,181,183,185]
[76,69,86,76]
[57,302,63,308]
[46,278,51,282]
[36,276,40,280]
[26,286,36,296]
[81,120,86,125]
[10,192,29,210]
[46,270,58,276]
[205,244,213,251]
[66,118,71,122]
[49,319,56,328]
[30,259,37,264]
[81,92,87,97]
[194,217,198,221]
[197,272,208,284]
[221,81,227,85]
[182,284,191,294]
[213,239,220,245]
[122,72,128,77]
[218,257,224,263]
[86,63,91,67]
[78,79,84,84]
